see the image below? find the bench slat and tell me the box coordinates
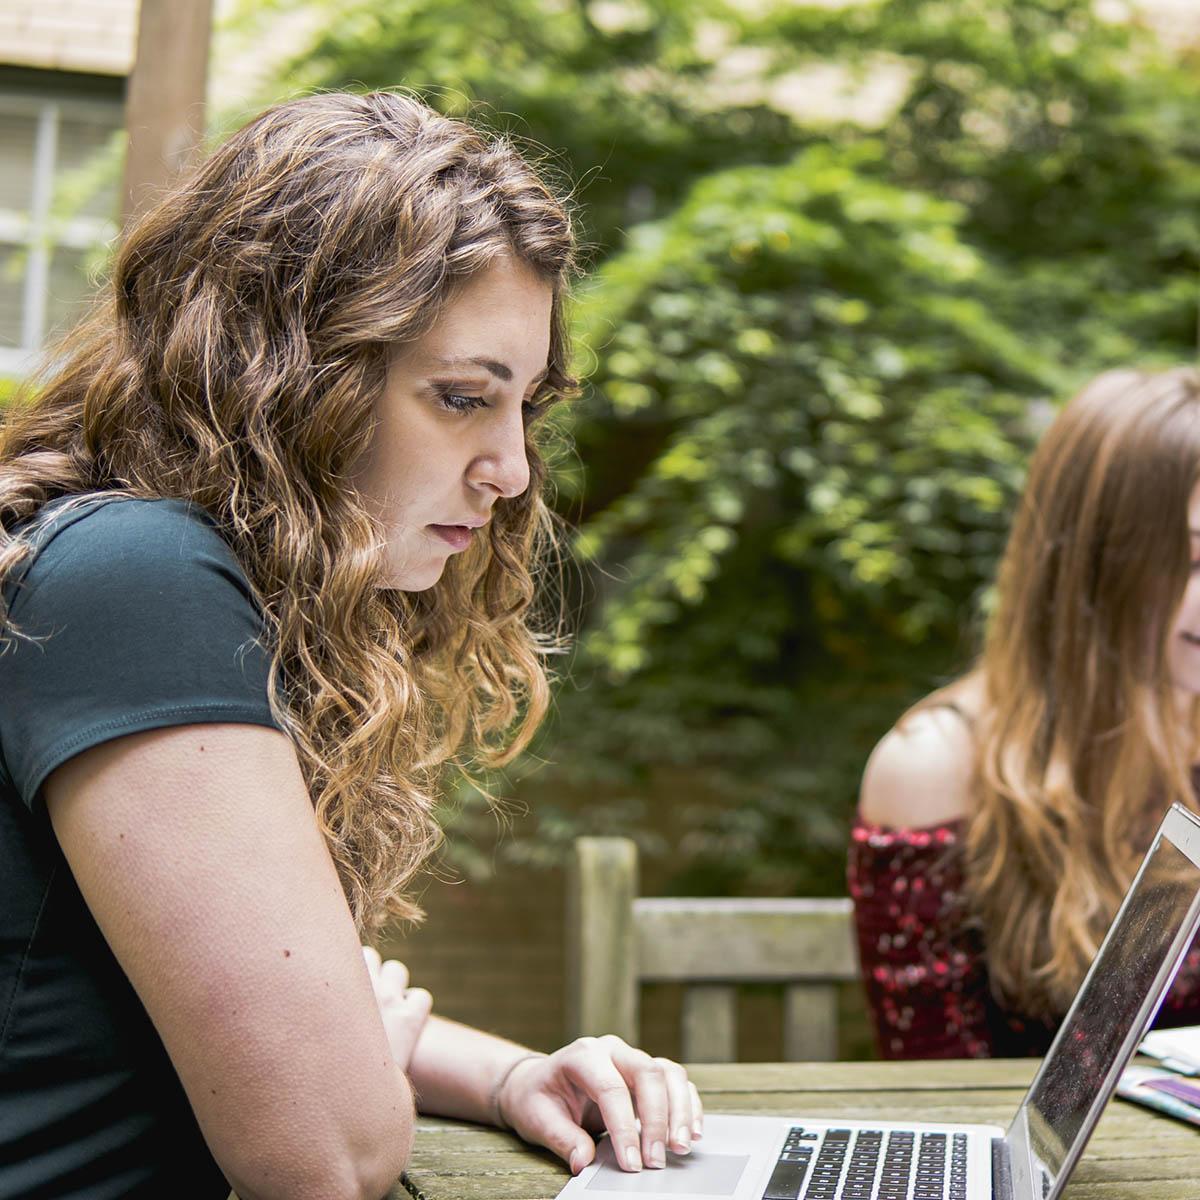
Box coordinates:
[634,898,858,982]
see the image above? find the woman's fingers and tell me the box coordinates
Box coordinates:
[378,956,410,1001]
[360,947,431,1069]
[655,1057,696,1154]
[557,1037,699,1170]
[609,1046,676,1166]
[689,1080,705,1139]
[379,985,433,1068]
[363,946,412,1005]
[499,1037,705,1177]
[362,944,382,981]
[562,1042,644,1171]
[615,1046,672,1166]
[397,985,433,1021]
[515,1088,598,1176]
[599,1038,697,1162]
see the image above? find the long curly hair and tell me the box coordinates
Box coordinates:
[949,367,1200,1017]
[0,91,578,931]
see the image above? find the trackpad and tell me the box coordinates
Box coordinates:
[586,1153,750,1195]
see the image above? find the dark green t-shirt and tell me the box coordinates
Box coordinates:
[0,496,283,1199]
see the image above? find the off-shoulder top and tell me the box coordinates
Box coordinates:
[846,714,1200,1059]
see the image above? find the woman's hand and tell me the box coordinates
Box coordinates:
[496,1035,704,1175]
[362,946,433,1072]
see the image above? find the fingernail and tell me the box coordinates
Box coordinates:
[624,1145,642,1172]
[693,1119,703,1138]
[674,1126,692,1152]
[650,1141,666,1168]
[569,1148,586,1175]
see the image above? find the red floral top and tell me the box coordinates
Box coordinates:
[847,815,1200,1059]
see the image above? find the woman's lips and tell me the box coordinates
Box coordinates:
[428,524,474,551]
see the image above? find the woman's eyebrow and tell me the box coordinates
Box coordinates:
[429,355,549,385]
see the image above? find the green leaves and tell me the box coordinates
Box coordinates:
[567,141,1042,684]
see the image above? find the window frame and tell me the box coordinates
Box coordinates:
[0,84,122,377]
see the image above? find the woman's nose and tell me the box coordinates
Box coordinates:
[466,413,530,499]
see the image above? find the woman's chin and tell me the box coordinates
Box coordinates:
[378,557,446,592]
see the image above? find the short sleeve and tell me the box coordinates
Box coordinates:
[0,498,283,808]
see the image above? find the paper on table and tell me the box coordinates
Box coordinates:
[1118,1064,1200,1127]
[1140,1025,1200,1075]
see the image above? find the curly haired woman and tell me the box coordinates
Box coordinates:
[0,92,700,1200]
[850,367,1200,1059]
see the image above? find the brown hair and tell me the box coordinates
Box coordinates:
[959,367,1200,1017]
[0,91,578,930]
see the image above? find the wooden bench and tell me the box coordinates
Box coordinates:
[566,837,861,1062]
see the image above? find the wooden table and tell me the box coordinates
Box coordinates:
[396,1060,1200,1200]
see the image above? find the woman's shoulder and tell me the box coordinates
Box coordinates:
[7,495,252,626]
[19,495,236,582]
[27,494,221,550]
[857,678,982,831]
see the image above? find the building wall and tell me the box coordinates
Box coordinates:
[381,857,571,1052]
[0,0,136,76]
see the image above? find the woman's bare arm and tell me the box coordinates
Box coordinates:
[45,722,414,1200]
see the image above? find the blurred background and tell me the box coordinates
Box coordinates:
[2,0,1199,1059]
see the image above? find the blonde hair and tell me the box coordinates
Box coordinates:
[959,367,1200,1017]
[0,91,578,931]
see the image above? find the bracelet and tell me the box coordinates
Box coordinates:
[489,1051,546,1131]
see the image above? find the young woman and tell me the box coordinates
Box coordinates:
[849,366,1200,1059]
[0,92,700,1200]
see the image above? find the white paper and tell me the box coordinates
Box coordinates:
[1139,1024,1200,1074]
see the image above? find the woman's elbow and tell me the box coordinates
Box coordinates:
[226,1142,411,1200]
[221,1087,415,1200]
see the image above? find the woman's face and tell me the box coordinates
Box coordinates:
[1166,481,1200,696]
[352,256,553,590]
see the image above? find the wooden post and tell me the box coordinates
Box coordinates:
[566,838,638,1044]
[121,0,214,226]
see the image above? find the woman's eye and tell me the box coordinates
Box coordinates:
[437,390,488,413]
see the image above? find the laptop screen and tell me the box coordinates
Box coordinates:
[1011,810,1200,1197]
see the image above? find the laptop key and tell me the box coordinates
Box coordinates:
[763,1156,812,1200]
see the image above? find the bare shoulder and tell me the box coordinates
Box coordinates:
[858,699,977,829]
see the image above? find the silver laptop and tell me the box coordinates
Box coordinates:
[558,803,1200,1200]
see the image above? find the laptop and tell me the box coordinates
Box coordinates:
[558,803,1200,1200]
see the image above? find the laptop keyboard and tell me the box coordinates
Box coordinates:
[761,1127,969,1200]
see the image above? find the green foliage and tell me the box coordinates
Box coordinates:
[260,0,1200,894]
[744,0,1200,365]
[572,141,1049,675]
[235,0,811,258]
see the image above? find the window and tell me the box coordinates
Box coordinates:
[0,72,122,377]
